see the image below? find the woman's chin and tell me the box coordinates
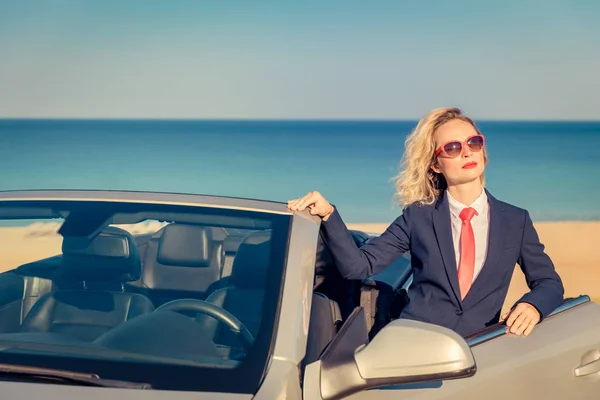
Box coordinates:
[448,170,484,186]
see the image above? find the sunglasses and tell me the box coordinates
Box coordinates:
[434,134,485,159]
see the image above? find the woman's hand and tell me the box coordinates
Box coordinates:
[500,302,541,336]
[287,191,335,220]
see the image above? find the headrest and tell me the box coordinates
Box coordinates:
[222,235,243,253]
[229,231,272,288]
[60,226,140,282]
[157,224,212,268]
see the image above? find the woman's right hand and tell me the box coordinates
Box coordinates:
[287,191,335,220]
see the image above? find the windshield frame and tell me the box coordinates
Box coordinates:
[0,198,293,393]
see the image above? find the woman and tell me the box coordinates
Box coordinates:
[288,107,564,337]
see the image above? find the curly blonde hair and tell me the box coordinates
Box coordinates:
[392,107,487,207]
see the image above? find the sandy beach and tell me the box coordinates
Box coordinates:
[1,221,598,316]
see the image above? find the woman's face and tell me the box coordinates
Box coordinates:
[431,119,486,187]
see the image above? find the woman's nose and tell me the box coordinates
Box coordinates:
[462,145,473,157]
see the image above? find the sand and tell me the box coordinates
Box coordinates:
[1,221,598,316]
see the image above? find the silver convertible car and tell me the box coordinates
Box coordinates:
[0,190,599,400]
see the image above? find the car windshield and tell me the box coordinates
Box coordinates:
[0,198,290,393]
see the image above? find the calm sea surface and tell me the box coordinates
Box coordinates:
[0,119,599,223]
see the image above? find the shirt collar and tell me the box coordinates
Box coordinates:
[446,188,488,219]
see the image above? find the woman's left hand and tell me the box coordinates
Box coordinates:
[500,302,541,336]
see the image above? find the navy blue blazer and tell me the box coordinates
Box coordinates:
[320,189,564,336]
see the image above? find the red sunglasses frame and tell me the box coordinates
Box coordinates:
[434,134,485,158]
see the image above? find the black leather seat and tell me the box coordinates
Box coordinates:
[313,230,362,320]
[302,292,342,370]
[134,224,224,306]
[201,230,271,347]
[19,226,155,342]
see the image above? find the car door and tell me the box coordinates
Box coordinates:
[345,296,600,400]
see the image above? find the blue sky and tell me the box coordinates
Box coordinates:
[0,1,599,120]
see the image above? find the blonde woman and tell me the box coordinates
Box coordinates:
[288,107,564,337]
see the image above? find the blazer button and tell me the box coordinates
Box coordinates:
[455,309,463,315]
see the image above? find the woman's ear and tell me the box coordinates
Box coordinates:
[430,160,441,174]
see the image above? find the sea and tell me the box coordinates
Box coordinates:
[0,119,598,223]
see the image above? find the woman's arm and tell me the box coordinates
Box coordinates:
[288,191,412,280]
[319,205,412,280]
[513,210,565,319]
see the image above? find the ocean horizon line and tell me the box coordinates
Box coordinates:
[2,117,600,124]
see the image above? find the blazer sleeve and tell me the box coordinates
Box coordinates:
[514,211,565,320]
[319,205,413,280]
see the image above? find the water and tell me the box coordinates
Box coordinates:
[0,119,598,223]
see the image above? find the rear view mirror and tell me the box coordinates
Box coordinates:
[62,230,130,258]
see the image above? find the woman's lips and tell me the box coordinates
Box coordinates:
[462,161,477,169]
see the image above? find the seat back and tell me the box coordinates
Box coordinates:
[20,226,154,341]
[220,234,243,280]
[202,230,271,347]
[136,224,224,306]
[302,292,342,370]
[314,230,362,320]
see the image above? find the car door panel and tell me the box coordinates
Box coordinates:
[346,301,600,399]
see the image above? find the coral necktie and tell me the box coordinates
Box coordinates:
[458,207,477,300]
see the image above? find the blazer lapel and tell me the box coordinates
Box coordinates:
[463,189,507,306]
[432,192,462,303]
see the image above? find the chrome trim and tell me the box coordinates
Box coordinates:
[0,189,292,215]
[467,295,591,347]
[549,294,590,314]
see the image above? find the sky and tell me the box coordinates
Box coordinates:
[0,0,599,120]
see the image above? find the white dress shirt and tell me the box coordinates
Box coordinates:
[446,188,490,282]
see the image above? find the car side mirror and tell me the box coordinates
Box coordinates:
[303,308,476,400]
[354,318,476,381]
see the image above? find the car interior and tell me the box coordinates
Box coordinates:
[0,208,411,377]
[0,215,269,359]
